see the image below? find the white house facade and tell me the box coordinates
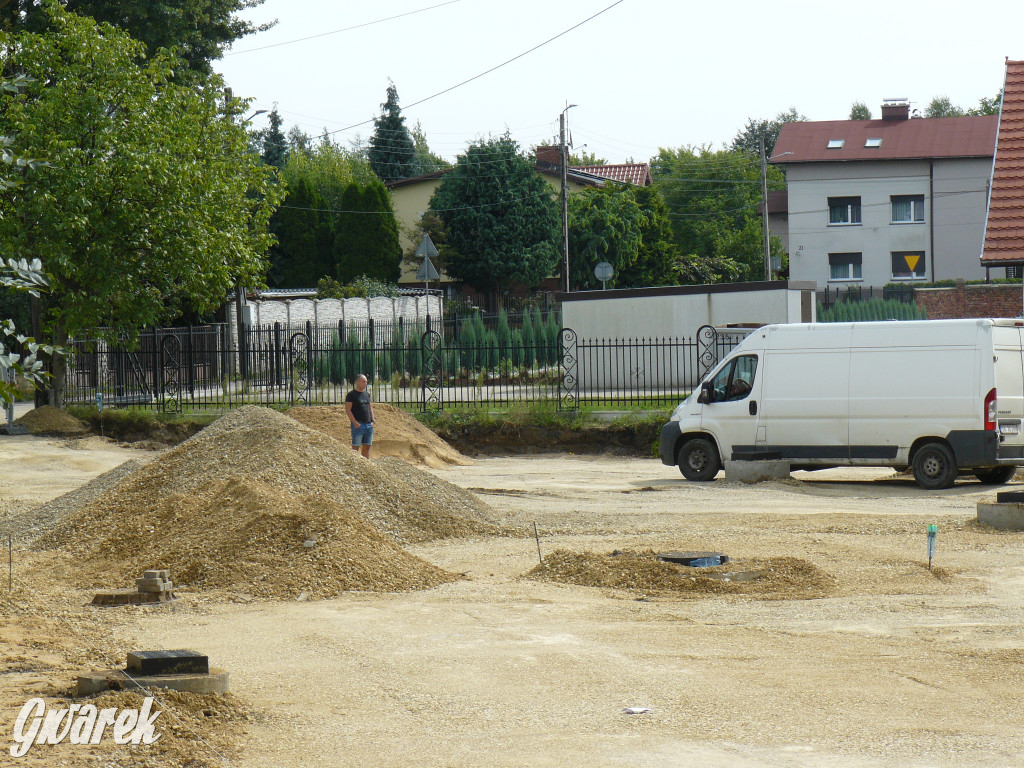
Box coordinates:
[772,102,997,289]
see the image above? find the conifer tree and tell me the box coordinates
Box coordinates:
[333,180,402,283]
[259,105,288,168]
[368,84,415,182]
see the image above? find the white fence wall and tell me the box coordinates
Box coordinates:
[226,295,442,347]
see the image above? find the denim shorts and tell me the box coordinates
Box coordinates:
[350,422,374,446]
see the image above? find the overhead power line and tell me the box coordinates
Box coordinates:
[226,0,463,56]
[322,0,627,138]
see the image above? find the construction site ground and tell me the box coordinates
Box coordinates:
[2,430,1023,767]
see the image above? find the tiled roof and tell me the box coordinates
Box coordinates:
[982,60,1024,265]
[772,114,997,164]
[572,163,653,186]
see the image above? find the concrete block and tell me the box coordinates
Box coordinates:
[92,589,176,606]
[128,650,209,676]
[136,578,172,593]
[977,501,1024,531]
[725,460,790,484]
[143,569,170,580]
[77,668,229,697]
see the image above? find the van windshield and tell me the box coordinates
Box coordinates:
[709,354,758,402]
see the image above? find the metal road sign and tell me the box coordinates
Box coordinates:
[416,254,440,281]
[415,233,439,260]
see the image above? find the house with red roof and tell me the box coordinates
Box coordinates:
[771,101,997,289]
[387,149,652,297]
[981,59,1024,278]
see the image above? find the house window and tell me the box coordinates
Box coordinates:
[891,251,927,280]
[891,195,925,223]
[829,253,862,281]
[827,139,845,149]
[828,197,861,225]
[865,138,883,148]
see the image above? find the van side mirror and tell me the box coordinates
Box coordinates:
[698,380,713,404]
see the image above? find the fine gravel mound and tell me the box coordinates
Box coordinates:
[34,406,496,598]
[14,405,88,435]
[287,403,471,468]
[526,550,837,600]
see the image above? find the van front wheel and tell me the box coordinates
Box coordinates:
[678,438,721,481]
[974,466,1016,484]
[912,443,957,490]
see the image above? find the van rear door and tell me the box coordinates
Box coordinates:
[993,325,1024,455]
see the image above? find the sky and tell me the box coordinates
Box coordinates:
[216,0,1024,165]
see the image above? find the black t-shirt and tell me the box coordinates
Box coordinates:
[345,388,373,424]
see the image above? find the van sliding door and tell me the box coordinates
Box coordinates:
[756,325,852,463]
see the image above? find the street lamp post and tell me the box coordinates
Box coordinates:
[761,140,793,281]
[560,103,577,293]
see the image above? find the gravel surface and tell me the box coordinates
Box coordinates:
[4,438,1024,767]
[117,456,1024,768]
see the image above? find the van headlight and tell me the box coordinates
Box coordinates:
[670,398,689,422]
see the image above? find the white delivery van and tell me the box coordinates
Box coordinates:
[659,319,1024,489]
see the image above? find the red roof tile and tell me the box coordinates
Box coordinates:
[772,114,997,164]
[983,60,1024,265]
[572,163,652,186]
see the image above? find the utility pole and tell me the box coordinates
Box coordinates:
[560,111,570,293]
[760,136,771,282]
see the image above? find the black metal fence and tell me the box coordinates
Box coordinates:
[63,323,744,413]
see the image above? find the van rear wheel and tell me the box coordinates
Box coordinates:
[678,438,721,482]
[974,466,1016,484]
[912,442,957,490]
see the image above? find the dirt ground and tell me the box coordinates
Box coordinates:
[2,434,1024,767]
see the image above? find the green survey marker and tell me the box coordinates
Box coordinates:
[927,525,937,570]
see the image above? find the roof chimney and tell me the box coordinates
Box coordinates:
[536,145,561,167]
[881,98,910,121]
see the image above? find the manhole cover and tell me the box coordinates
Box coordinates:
[657,551,729,567]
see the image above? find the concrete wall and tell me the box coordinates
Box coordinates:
[561,282,814,389]
[561,282,814,339]
[785,158,990,288]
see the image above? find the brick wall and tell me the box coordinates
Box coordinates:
[915,282,1024,319]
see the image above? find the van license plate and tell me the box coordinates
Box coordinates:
[1000,423,1020,435]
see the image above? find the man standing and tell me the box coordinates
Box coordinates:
[344,373,375,458]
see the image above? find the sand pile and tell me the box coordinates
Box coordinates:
[14,404,88,434]
[287,403,470,467]
[35,406,496,598]
[526,550,836,600]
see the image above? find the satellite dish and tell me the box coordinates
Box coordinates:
[594,261,614,289]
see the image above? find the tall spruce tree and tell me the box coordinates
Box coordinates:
[259,104,288,167]
[368,83,415,182]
